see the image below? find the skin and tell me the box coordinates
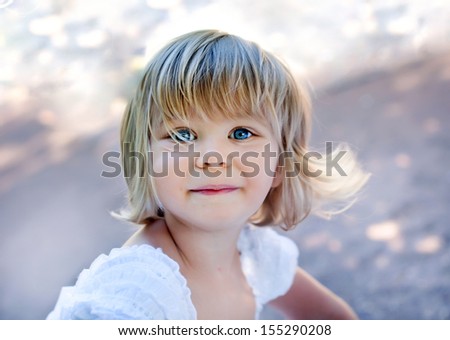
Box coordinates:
[125,115,357,320]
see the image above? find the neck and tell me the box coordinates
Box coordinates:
[163,212,245,275]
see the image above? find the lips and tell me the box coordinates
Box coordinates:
[190,185,239,195]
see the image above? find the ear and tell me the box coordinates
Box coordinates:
[271,166,283,188]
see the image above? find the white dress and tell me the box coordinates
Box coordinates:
[47,225,299,320]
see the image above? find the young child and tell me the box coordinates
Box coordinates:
[47,29,369,320]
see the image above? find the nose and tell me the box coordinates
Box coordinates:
[194,140,231,169]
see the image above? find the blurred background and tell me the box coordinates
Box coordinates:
[1,0,449,319]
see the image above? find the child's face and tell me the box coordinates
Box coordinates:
[150,114,280,231]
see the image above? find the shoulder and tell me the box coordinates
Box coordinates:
[239,225,299,258]
[47,244,196,320]
[238,225,299,305]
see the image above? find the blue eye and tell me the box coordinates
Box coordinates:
[171,128,195,142]
[230,128,253,140]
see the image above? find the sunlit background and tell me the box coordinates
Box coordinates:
[1,0,449,319]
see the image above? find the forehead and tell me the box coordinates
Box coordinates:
[156,110,275,137]
[164,106,265,124]
[167,113,271,129]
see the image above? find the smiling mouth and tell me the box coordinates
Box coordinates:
[190,185,239,195]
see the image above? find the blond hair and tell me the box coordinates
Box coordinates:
[114,29,369,230]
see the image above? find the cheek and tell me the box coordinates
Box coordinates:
[153,173,185,211]
[151,147,192,177]
[241,145,278,179]
[243,156,278,193]
[255,145,279,192]
[151,149,192,202]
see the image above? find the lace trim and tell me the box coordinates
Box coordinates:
[48,225,298,320]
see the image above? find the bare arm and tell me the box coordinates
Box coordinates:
[269,267,358,320]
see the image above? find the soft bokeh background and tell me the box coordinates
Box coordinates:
[1,0,449,319]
